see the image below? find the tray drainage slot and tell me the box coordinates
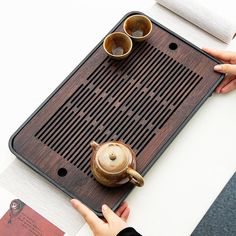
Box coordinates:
[169,43,178,50]
[58,168,67,177]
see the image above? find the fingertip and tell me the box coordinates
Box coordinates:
[70,199,79,207]
[220,87,228,94]
[125,207,130,216]
[202,47,212,53]
[215,87,221,94]
[214,65,222,71]
[102,204,120,224]
[202,47,208,51]
[121,207,130,222]
[102,204,108,212]
[118,202,125,207]
[70,198,77,202]
[121,201,128,208]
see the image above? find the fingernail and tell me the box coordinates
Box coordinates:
[221,87,227,93]
[102,204,108,211]
[71,199,78,207]
[214,65,222,70]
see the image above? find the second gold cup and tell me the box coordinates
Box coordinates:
[123,14,153,42]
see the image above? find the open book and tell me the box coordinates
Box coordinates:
[0,187,69,236]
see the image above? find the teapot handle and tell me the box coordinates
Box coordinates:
[127,167,144,187]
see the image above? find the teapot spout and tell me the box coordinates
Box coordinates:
[90,141,99,151]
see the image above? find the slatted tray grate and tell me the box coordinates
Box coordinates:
[34,41,203,178]
[9,12,223,215]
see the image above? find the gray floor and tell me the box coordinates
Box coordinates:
[192,172,236,236]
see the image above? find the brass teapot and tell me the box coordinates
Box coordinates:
[90,140,144,187]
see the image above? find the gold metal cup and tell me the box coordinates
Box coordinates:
[103,32,133,60]
[123,14,153,42]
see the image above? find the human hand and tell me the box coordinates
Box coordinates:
[203,48,236,94]
[71,199,130,236]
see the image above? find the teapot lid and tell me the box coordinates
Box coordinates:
[96,142,132,173]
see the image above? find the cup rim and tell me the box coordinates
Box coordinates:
[103,32,133,58]
[123,14,153,40]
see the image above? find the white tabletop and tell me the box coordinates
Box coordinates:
[0,1,236,236]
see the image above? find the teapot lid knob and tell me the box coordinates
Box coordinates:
[109,153,117,161]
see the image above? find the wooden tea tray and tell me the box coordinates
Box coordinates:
[9,12,224,215]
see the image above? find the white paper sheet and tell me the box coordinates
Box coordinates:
[156,0,236,43]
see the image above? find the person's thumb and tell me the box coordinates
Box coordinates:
[102,204,121,224]
[214,64,236,75]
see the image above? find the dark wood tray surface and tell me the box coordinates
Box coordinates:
[9,12,224,215]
